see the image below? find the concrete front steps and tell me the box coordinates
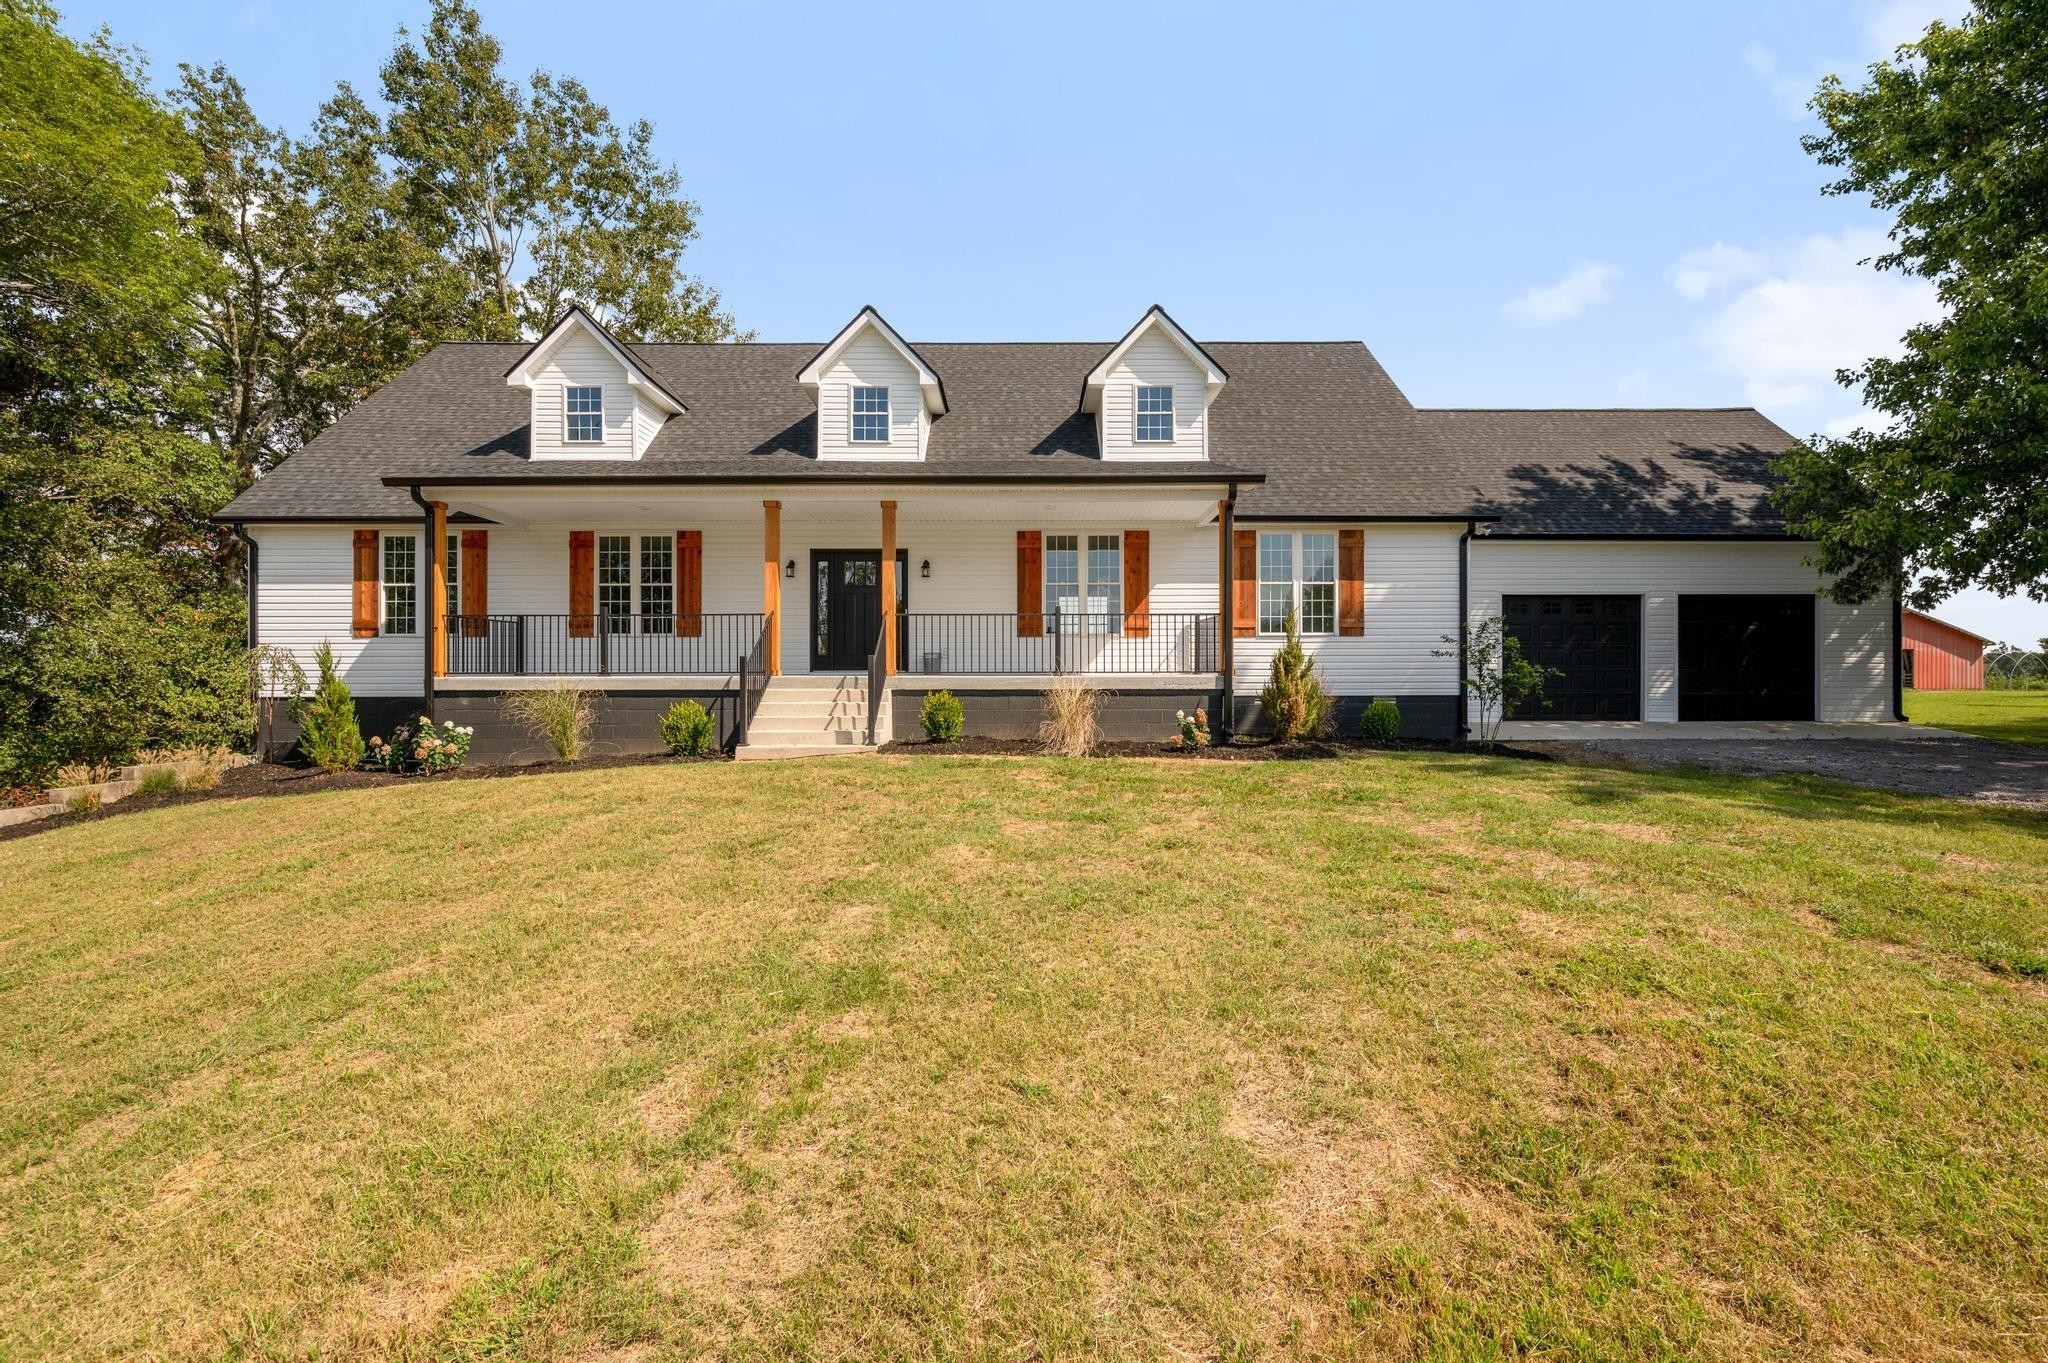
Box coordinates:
[735,674,879,760]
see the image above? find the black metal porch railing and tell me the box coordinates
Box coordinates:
[736,616,768,746]
[446,613,768,677]
[895,611,1220,675]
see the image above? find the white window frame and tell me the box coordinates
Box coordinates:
[565,385,604,443]
[1042,530,1123,633]
[595,531,678,635]
[382,532,417,636]
[1256,530,1338,637]
[850,385,891,443]
[445,532,461,626]
[1135,385,1175,443]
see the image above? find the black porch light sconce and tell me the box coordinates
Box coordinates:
[920,558,931,579]
[784,558,795,578]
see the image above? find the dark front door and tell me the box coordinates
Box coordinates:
[1678,594,1816,720]
[811,550,908,672]
[1503,595,1642,720]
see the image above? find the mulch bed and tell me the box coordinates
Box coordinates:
[882,736,1552,762]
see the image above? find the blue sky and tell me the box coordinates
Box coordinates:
[64,0,2042,644]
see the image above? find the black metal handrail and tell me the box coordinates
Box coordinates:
[447,613,766,677]
[864,626,888,745]
[737,617,769,747]
[894,611,1220,675]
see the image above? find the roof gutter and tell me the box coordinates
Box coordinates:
[379,471,1266,490]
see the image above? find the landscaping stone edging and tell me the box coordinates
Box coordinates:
[32,755,255,818]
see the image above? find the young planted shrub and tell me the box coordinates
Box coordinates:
[919,690,964,743]
[365,718,474,773]
[1258,610,1331,742]
[1038,675,1102,757]
[298,642,365,772]
[1359,697,1402,741]
[1173,706,1210,748]
[137,768,182,796]
[661,699,718,756]
[506,686,596,761]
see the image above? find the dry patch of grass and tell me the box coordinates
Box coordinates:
[0,752,2043,1360]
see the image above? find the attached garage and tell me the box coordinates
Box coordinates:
[1503,595,1641,720]
[1677,594,1815,720]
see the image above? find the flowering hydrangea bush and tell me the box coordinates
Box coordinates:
[365,717,474,774]
[1173,706,1210,748]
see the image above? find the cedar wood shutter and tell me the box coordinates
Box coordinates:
[1016,530,1043,637]
[459,529,489,637]
[675,530,702,637]
[1232,530,1258,637]
[351,529,379,637]
[1122,530,1150,638]
[568,530,595,638]
[1338,528,1364,636]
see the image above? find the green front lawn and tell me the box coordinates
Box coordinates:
[2,754,2044,1360]
[1907,687,2048,745]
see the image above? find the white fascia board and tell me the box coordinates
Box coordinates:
[797,306,947,415]
[504,306,686,415]
[1081,305,1229,414]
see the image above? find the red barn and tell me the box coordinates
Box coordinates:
[1902,609,1990,691]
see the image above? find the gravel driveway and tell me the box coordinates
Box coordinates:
[1519,734,2048,808]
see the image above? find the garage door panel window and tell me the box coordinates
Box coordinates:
[1258,532,1336,636]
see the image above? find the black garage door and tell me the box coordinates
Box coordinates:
[1678,594,1815,721]
[1503,595,1641,720]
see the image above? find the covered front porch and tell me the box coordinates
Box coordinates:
[407,480,1239,689]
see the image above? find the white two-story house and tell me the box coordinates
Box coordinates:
[214,304,1899,761]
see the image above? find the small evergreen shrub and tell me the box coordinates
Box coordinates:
[505,685,596,761]
[661,699,718,756]
[298,642,365,772]
[1359,697,1402,741]
[1258,611,1332,742]
[919,690,964,743]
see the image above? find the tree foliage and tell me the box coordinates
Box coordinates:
[1774,1,2048,607]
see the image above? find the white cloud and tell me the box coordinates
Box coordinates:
[1501,261,1620,326]
[1685,228,1940,414]
[1744,2,1970,119]
[1669,242,1768,301]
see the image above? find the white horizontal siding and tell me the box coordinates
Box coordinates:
[1099,330,1208,461]
[1232,524,1463,695]
[815,331,926,461]
[527,331,635,461]
[1468,538,1892,724]
[251,524,424,698]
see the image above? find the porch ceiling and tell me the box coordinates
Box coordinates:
[433,482,1229,528]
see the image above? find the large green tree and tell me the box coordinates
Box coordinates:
[1775,1,2048,606]
[0,1,248,783]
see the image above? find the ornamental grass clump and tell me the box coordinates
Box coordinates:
[1258,610,1331,742]
[919,690,964,743]
[506,686,596,761]
[660,700,718,756]
[1038,676,1102,757]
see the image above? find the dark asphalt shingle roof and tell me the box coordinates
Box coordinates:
[214,337,1798,536]
[1416,408,1797,536]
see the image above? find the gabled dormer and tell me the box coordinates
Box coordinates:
[798,307,946,460]
[1081,305,1228,460]
[505,305,687,460]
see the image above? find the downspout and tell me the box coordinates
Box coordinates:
[1457,520,1475,740]
[1219,481,1238,739]
[406,484,436,719]
[229,522,258,651]
[1892,581,1907,722]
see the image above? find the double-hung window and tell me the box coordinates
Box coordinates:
[566,385,604,443]
[383,533,417,635]
[1257,531,1337,636]
[597,533,676,634]
[1043,532,1123,631]
[851,385,890,443]
[1135,385,1174,442]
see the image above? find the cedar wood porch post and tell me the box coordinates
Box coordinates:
[763,499,782,675]
[880,500,898,677]
[428,500,448,679]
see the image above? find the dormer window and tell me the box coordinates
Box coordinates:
[565,385,604,443]
[1135,385,1174,442]
[851,386,890,443]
